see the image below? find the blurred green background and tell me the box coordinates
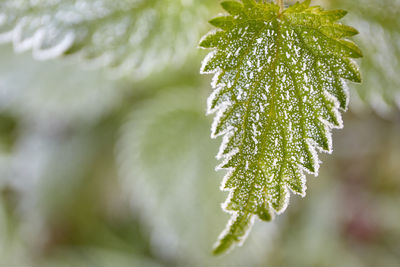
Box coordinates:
[0,0,399,266]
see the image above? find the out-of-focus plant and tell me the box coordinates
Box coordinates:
[0,0,213,79]
[327,0,400,116]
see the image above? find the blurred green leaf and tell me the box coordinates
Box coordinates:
[0,113,17,152]
[0,0,212,78]
[0,45,123,124]
[0,192,32,267]
[329,0,400,114]
[116,87,275,266]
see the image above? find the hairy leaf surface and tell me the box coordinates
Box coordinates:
[0,0,210,78]
[200,0,361,254]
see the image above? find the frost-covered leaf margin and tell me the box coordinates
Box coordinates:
[199,0,362,254]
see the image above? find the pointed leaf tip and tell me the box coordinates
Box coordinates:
[221,1,243,15]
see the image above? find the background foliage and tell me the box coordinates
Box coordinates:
[0,0,399,266]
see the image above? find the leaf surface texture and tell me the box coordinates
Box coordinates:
[200,0,361,254]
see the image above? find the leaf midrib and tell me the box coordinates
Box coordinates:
[230,16,283,218]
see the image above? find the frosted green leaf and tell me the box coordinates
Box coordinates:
[0,0,210,78]
[199,0,362,254]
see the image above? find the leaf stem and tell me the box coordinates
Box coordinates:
[276,0,284,13]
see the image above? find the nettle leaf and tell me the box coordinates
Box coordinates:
[200,0,361,254]
[0,0,209,78]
